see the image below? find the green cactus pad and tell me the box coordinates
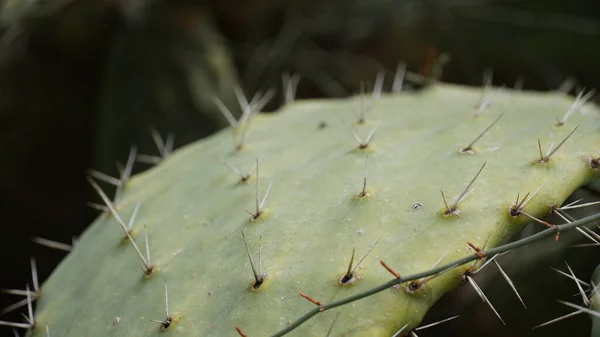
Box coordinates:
[30,83,600,336]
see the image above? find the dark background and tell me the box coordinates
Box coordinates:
[1,0,600,336]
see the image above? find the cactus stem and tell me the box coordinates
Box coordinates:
[241,230,265,290]
[537,126,579,163]
[379,260,401,279]
[572,242,600,248]
[441,162,486,216]
[552,207,600,244]
[282,73,300,104]
[356,156,370,198]
[465,275,506,325]
[150,282,172,330]
[339,239,379,285]
[459,114,503,154]
[556,88,595,126]
[298,292,322,308]
[235,326,249,337]
[87,178,154,274]
[344,123,378,150]
[392,62,406,93]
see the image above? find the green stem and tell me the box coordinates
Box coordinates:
[270,211,600,337]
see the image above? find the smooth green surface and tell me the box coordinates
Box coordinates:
[32,83,600,336]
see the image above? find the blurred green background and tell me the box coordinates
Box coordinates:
[0,0,599,335]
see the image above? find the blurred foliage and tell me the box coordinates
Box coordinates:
[95,3,241,174]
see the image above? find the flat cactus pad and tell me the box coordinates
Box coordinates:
[30,83,600,336]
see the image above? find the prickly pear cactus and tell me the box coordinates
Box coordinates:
[30,83,600,336]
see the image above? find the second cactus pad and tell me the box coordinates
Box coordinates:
[32,83,600,336]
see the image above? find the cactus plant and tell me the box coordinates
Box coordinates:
[11,82,600,336]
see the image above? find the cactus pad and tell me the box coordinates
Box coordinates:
[30,83,600,336]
